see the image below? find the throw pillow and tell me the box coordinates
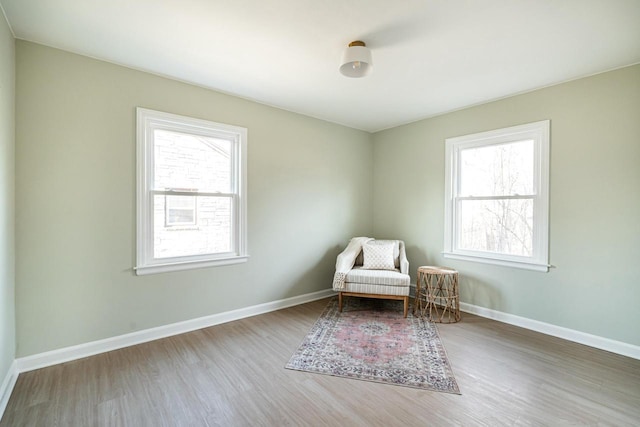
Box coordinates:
[368,240,399,267]
[362,241,396,270]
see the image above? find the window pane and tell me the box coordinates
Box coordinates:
[165,195,196,226]
[154,195,232,258]
[460,140,533,197]
[458,199,533,256]
[154,129,231,193]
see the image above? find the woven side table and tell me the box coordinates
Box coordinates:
[414,266,460,323]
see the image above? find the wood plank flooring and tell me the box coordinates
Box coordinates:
[2,298,639,426]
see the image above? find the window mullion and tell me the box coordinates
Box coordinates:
[150,190,235,198]
[456,195,535,201]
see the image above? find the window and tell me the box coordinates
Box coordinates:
[443,120,550,272]
[136,108,248,275]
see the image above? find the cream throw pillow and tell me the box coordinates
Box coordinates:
[362,241,396,270]
[370,240,400,267]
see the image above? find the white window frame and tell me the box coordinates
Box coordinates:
[135,108,248,275]
[443,120,550,272]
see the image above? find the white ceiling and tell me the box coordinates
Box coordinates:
[2,0,639,132]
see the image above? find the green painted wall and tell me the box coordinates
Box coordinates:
[0,13,15,383]
[372,64,640,346]
[12,39,640,358]
[15,41,373,357]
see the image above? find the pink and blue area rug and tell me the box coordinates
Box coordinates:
[285,297,460,394]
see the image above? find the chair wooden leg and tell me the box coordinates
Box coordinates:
[338,292,343,312]
[403,296,408,318]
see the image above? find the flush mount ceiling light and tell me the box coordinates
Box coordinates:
[339,41,373,78]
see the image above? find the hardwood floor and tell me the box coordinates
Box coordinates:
[2,298,639,426]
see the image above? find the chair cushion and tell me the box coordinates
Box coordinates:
[345,267,410,288]
[342,281,410,296]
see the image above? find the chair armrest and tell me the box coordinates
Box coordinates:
[335,249,352,270]
[399,241,409,275]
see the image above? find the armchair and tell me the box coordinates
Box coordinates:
[332,237,411,317]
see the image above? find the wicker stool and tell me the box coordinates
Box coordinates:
[414,266,460,323]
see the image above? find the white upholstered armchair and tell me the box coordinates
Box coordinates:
[332,237,411,317]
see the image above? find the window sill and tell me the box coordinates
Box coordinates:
[135,255,249,276]
[442,252,549,272]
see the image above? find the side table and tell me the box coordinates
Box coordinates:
[414,266,460,323]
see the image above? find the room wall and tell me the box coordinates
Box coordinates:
[0,10,15,385]
[372,64,640,346]
[15,41,373,357]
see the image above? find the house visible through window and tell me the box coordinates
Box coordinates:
[165,194,197,227]
[136,108,248,275]
[443,120,550,271]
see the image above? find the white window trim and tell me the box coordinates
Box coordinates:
[135,108,248,275]
[443,120,550,272]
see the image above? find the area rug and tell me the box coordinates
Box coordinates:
[285,297,460,393]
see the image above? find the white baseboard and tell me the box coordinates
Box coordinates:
[460,302,640,360]
[12,291,637,382]
[17,288,336,373]
[0,360,18,421]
